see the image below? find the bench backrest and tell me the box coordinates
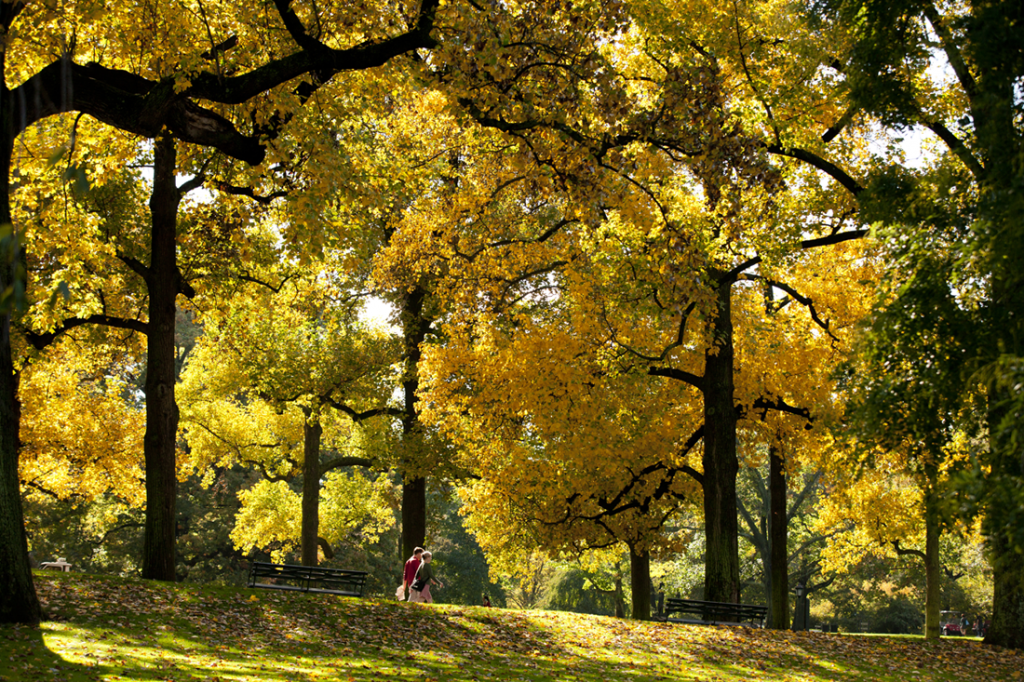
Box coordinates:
[248,562,369,591]
[665,598,767,624]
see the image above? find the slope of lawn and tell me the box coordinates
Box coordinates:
[1,572,1020,682]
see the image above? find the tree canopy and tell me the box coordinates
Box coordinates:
[1,0,1020,647]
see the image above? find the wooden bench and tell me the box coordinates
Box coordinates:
[665,598,767,628]
[247,561,368,597]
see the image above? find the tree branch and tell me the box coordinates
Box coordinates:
[648,365,705,391]
[216,182,289,206]
[316,537,335,561]
[921,3,977,101]
[254,458,297,484]
[186,0,441,105]
[822,105,857,143]
[751,394,813,423]
[921,119,986,181]
[799,229,870,250]
[892,539,926,562]
[736,494,767,551]
[719,229,868,285]
[116,253,152,285]
[320,456,374,474]
[235,273,294,294]
[324,398,403,422]
[24,314,149,350]
[761,277,838,342]
[89,522,145,548]
[765,144,864,195]
[13,0,441,165]
[786,470,822,523]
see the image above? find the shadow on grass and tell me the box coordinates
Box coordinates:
[27,572,1024,682]
[0,622,99,682]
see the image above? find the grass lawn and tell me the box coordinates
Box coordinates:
[1,572,1020,682]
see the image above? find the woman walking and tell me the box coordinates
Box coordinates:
[408,551,444,603]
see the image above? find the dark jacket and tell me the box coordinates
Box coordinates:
[414,561,435,588]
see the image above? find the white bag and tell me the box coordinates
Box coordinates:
[395,584,406,601]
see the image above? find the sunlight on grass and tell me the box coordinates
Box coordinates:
[0,573,1020,682]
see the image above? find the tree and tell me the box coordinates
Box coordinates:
[17,131,248,581]
[179,269,400,566]
[423,487,506,606]
[0,0,440,623]
[737,452,827,629]
[831,222,978,638]
[803,0,1024,647]
[408,0,886,614]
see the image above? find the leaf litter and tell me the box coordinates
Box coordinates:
[0,572,1018,682]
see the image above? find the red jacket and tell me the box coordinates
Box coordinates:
[404,556,421,585]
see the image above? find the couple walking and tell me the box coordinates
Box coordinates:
[398,547,444,603]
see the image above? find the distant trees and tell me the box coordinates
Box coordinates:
[179,268,400,566]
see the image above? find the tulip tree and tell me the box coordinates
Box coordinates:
[179,268,401,566]
[795,0,1024,647]
[0,0,440,623]
[399,5,879,611]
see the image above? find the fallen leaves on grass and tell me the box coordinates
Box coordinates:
[3,572,1019,682]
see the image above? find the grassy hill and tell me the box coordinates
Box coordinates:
[1,572,1020,682]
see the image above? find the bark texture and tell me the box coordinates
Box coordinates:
[629,547,651,621]
[141,136,183,581]
[701,280,740,604]
[768,443,790,629]
[923,477,940,640]
[301,418,324,566]
[0,204,40,621]
[400,286,430,559]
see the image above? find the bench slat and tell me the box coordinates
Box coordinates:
[665,598,767,627]
[247,561,368,598]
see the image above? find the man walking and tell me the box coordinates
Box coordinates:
[397,547,424,601]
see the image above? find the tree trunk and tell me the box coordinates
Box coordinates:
[0,323,39,623]
[987,530,1024,648]
[301,416,323,566]
[402,476,426,559]
[923,471,940,640]
[399,285,430,559]
[629,546,651,621]
[0,52,41,621]
[768,442,790,629]
[613,573,626,618]
[141,135,181,581]
[702,279,740,603]
[983,267,1024,648]
[984,388,1024,648]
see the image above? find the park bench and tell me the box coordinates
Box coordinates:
[664,598,767,628]
[40,558,72,572]
[247,561,368,597]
